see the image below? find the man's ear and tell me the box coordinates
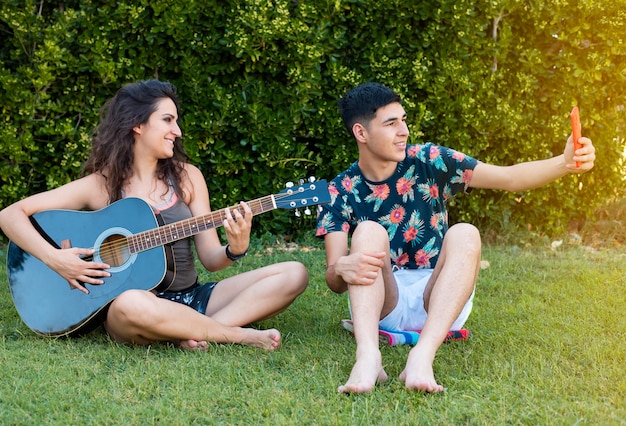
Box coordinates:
[353,123,367,143]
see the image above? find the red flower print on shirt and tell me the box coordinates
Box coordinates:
[327,184,340,204]
[379,204,406,240]
[315,226,328,236]
[342,176,353,192]
[429,145,441,160]
[415,249,434,267]
[403,226,418,243]
[374,184,389,198]
[429,183,439,200]
[390,206,405,224]
[452,151,466,162]
[365,182,390,212]
[396,177,413,197]
[413,236,439,268]
[430,214,439,229]
[341,175,363,201]
[462,169,473,184]
[396,252,409,267]
[418,179,440,206]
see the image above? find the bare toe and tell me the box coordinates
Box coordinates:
[179,339,209,351]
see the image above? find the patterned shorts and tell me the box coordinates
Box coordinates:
[155,281,218,315]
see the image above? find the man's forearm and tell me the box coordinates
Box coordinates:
[507,155,569,191]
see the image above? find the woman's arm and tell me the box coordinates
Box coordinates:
[184,164,251,272]
[0,174,111,292]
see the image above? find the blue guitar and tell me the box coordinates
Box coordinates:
[7,180,330,337]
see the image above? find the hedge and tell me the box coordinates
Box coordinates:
[1,0,624,238]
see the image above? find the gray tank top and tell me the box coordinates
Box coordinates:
[153,192,198,291]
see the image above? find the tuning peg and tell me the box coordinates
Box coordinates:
[298,178,305,185]
[285,181,294,188]
[317,206,323,213]
[294,209,301,217]
[304,208,311,216]
[308,176,316,182]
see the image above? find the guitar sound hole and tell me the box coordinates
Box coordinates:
[99,234,130,267]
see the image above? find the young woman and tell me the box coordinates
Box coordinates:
[0,79,308,350]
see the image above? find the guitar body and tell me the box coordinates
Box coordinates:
[7,198,171,337]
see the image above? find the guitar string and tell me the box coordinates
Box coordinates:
[89,189,320,261]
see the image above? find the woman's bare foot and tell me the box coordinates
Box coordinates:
[178,328,280,351]
[241,328,281,350]
[179,339,209,351]
[338,351,388,394]
[399,346,444,392]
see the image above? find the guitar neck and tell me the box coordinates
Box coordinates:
[127,195,277,253]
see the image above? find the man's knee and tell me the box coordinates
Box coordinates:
[352,221,389,250]
[448,223,480,240]
[446,223,481,257]
[355,220,387,234]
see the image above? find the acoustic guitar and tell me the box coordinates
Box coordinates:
[7,180,329,337]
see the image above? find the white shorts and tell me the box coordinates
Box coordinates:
[377,268,474,332]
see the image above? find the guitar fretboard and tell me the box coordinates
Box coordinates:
[127,195,277,253]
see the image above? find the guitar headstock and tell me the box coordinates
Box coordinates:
[275,178,330,213]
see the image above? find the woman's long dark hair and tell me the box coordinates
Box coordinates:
[82,79,189,203]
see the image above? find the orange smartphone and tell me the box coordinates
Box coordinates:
[570,106,582,167]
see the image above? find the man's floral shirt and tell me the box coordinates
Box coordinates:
[316,143,478,269]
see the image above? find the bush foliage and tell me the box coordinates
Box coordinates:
[1,0,624,237]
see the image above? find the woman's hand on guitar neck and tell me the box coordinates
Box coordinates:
[223,201,252,257]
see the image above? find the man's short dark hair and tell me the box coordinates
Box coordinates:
[338,82,402,137]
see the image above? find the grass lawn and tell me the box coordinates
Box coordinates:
[0,238,624,425]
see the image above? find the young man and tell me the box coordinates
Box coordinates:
[315,82,595,394]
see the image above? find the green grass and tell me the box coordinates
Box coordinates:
[1,240,625,425]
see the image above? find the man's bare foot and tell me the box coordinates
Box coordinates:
[338,352,388,394]
[399,347,444,392]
